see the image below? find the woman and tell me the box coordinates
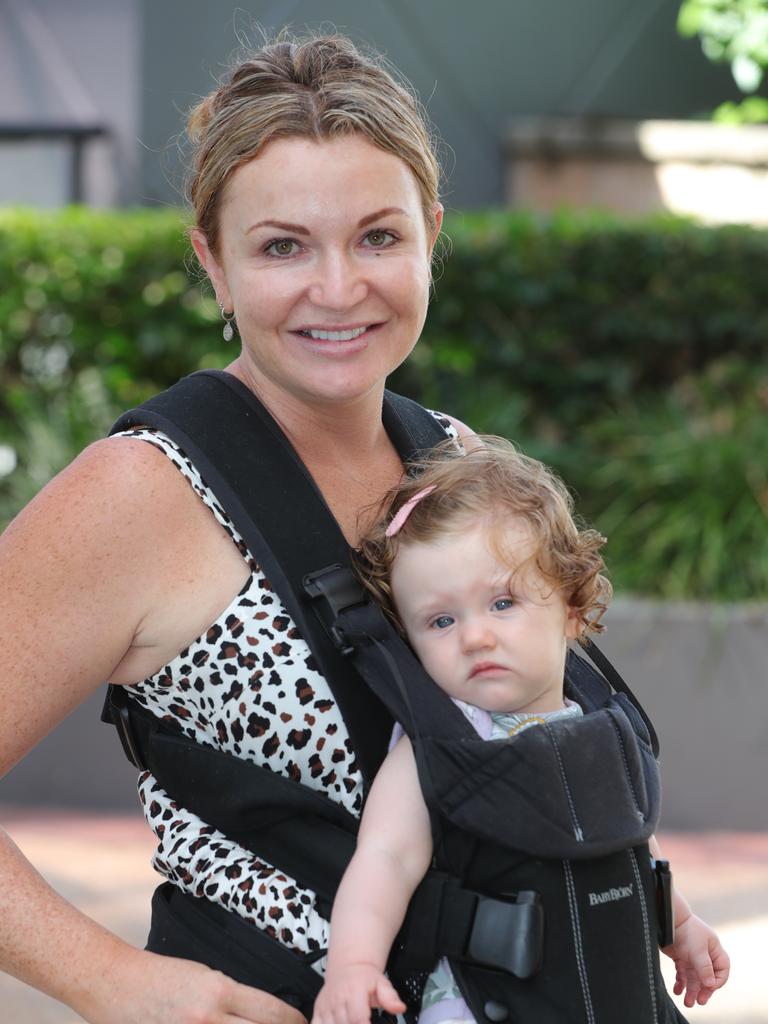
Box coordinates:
[0,31,721,1024]
[0,32,457,1024]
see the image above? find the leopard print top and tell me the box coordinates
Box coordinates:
[112,415,455,957]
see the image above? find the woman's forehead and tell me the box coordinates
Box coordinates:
[221,134,423,222]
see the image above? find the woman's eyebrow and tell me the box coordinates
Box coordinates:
[358,206,410,227]
[246,206,410,236]
[246,219,309,236]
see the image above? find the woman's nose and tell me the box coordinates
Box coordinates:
[308,250,368,310]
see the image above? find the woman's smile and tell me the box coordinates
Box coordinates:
[291,321,386,353]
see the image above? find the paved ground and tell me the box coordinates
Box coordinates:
[1,811,766,1023]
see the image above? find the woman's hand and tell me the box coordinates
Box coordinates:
[661,911,730,1008]
[76,945,308,1024]
[311,963,405,1024]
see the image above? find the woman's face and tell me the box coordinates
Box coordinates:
[193,134,442,410]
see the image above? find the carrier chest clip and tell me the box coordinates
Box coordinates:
[303,565,368,656]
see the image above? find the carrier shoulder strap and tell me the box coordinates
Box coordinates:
[106,369,448,782]
[569,637,660,757]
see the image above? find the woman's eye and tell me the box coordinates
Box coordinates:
[265,238,301,258]
[363,229,397,248]
[492,598,514,611]
[430,615,455,630]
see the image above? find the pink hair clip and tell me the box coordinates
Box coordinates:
[385,485,436,538]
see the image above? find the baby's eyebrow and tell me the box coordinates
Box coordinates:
[409,598,451,621]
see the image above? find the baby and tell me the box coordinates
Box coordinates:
[312,437,729,1024]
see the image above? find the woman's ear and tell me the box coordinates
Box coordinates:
[191,229,233,312]
[427,202,444,259]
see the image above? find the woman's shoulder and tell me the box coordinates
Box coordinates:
[65,434,211,542]
[1,435,222,616]
[3,437,178,546]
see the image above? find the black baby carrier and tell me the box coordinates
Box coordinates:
[102,370,686,1023]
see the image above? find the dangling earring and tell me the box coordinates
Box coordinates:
[219,301,236,341]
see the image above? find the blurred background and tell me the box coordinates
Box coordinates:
[0,1,766,1020]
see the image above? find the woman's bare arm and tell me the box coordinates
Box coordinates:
[0,440,305,1024]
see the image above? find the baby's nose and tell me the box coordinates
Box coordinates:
[461,619,497,651]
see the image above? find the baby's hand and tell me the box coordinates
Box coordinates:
[662,912,730,1007]
[312,963,406,1024]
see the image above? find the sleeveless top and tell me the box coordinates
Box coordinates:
[112,415,456,957]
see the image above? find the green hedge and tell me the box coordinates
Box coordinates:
[1,206,766,600]
[394,208,768,435]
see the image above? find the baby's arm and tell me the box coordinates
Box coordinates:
[312,735,434,1024]
[650,836,730,1007]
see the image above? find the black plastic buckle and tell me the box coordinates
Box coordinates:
[652,859,675,947]
[466,891,544,980]
[103,685,147,771]
[303,565,368,656]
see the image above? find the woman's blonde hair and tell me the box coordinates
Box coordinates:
[186,30,441,257]
[356,436,612,636]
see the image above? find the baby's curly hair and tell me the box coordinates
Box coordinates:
[356,436,611,637]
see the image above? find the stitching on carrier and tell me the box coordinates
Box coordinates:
[629,847,659,1024]
[563,859,596,1024]
[606,706,643,818]
[544,724,584,843]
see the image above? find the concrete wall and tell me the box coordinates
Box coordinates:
[2,600,765,829]
[598,600,768,832]
[505,118,768,224]
[0,689,141,812]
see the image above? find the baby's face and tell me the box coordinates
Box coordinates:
[390,520,580,714]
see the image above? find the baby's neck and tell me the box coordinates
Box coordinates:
[494,696,570,717]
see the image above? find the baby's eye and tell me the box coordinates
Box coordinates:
[430,615,455,630]
[265,238,301,258]
[363,229,397,249]
[492,597,515,612]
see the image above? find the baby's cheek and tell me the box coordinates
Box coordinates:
[412,639,438,674]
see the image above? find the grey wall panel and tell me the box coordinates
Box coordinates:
[0,0,141,205]
[138,0,746,213]
[0,689,141,812]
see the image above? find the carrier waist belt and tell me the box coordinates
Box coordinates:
[103,687,357,913]
[104,687,543,975]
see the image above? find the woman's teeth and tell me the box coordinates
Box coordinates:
[300,326,369,341]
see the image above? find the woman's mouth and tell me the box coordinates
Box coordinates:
[295,323,382,342]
